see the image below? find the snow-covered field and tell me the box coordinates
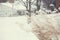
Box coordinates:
[0,1,60,40]
[0,16,38,40]
[0,13,60,40]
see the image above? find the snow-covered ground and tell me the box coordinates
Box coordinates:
[0,13,60,40]
[0,1,60,40]
[0,16,38,40]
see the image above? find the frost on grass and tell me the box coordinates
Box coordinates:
[30,14,60,40]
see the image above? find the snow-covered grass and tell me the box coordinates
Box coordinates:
[30,13,60,40]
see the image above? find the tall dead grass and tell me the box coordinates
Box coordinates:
[31,14,60,40]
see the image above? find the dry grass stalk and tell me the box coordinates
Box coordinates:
[31,14,60,40]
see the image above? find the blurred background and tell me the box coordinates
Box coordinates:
[1,0,60,17]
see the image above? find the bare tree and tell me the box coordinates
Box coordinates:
[36,0,41,11]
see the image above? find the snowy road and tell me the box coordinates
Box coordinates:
[0,16,38,40]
